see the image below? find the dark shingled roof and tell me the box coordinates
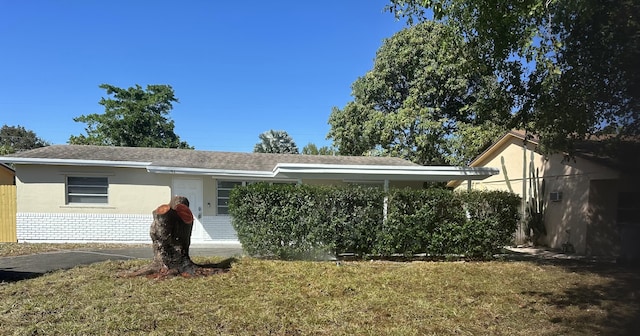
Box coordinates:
[7,145,418,171]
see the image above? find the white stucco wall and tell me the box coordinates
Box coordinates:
[14,165,240,244]
[15,165,172,214]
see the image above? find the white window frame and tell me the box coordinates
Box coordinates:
[216,180,243,215]
[216,179,297,215]
[66,176,109,205]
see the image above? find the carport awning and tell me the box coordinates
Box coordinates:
[147,163,499,182]
[273,163,498,181]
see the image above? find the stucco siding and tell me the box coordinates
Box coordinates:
[457,137,543,194]
[541,169,591,253]
[15,165,171,214]
[540,153,620,253]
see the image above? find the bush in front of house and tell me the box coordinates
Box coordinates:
[456,190,522,257]
[229,184,520,259]
[374,189,520,258]
[229,183,384,259]
[375,188,466,257]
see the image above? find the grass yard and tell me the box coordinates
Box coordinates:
[1,255,639,335]
[0,242,148,257]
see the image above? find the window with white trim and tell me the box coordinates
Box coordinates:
[67,176,108,204]
[216,180,297,215]
[217,181,243,215]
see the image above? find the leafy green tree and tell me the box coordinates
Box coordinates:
[328,22,510,165]
[0,124,50,154]
[69,84,193,148]
[301,143,338,155]
[253,130,299,154]
[387,0,640,154]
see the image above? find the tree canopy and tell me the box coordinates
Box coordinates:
[301,143,338,156]
[0,124,50,154]
[69,84,193,149]
[328,21,510,165]
[387,0,640,154]
[253,130,299,154]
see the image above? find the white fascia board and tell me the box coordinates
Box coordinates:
[0,157,151,169]
[146,165,274,178]
[273,163,499,181]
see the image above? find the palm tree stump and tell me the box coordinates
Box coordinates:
[122,196,235,278]
[149,196,197,275]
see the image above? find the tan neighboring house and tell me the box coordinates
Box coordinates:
[0,163,15,185]
[0,145,498,245]
[449,130,640,258]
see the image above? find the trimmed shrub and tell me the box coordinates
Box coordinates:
[231,183,332,259]
[229,184,520,260]
[456,190,521,257]
[376,188,466,257]
[324,187,385,257]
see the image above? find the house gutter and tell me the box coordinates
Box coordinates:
[147,164,500,181]
[273,163,499,181]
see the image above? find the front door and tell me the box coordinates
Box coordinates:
[172,178,205,241]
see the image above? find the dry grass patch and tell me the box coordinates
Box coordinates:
[1,258,639,335]
[0,242,149,257]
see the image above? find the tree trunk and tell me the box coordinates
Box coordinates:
[148,196,196,275]
[121,195,236,278]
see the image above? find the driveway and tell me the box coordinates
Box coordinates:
[0,245,244,282]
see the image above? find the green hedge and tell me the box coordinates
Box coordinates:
[229,184,520,259]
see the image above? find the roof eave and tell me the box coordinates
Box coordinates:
[0,157,499,182]
[0,157,151,169]
[273,163,499,182]
[146,165,274,178]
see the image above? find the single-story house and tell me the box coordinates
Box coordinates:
[0,163,14,185]
[448,130,640,257]
[0,145,499,245]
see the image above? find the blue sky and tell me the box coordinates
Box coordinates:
[0,0,407,152]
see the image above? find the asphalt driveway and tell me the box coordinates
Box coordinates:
[0,245,244,282]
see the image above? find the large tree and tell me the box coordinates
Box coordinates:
[387,0,640,154]
[69,84,193,148]
[301,143,338,155]
[0,124,50,154]
[253,130,299,154]
[328,22,511,165]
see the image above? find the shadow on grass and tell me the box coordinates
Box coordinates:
[520,259,640,335]
[0,269,44,283]
[195,257,238,270]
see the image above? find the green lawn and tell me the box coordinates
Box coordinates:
[1,255,639,335]
[0,242,148,257]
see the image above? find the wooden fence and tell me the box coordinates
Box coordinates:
[0,185,17,242]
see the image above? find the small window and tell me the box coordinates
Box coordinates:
[216,180,297,215]
[217,181,243,215]
[67,176,108,204]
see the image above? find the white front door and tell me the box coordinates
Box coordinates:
[172,178,205,241]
